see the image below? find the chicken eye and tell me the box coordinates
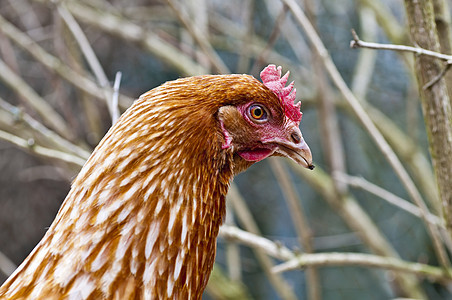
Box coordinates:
[248,104,268,122]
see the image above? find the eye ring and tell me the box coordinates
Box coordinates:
[248,104,268,123]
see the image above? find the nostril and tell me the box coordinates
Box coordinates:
[291,132,301,144]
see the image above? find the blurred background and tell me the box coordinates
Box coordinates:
[0,0,449,299]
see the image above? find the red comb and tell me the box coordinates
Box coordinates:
[260,64,302,124]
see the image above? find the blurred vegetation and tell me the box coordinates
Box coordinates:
[0,0,451,299]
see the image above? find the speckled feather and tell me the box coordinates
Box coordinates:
[0,74,286,299]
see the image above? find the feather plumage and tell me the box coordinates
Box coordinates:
[0,69,312,299]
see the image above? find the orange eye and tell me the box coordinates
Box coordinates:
[248,104,268,122]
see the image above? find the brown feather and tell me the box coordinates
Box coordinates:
[0,74,282,299]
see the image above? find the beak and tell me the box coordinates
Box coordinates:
[272,126,314,170]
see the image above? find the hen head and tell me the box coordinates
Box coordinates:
[219,64,313,173]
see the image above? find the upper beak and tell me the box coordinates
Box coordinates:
[272,126,314,170]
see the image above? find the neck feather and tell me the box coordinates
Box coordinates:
[0,83,235,299]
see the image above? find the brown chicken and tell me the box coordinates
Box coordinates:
[0,65,313,299]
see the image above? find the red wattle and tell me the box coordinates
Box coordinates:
[238,148,273,162]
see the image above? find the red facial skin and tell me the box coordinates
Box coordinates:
[223,101,312,168]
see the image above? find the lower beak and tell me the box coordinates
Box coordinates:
[272,128,314,170]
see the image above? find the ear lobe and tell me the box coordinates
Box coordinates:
[218,106,255,145]
[218,106,237,149]
[219,119,232,149]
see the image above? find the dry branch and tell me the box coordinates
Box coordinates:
[273,252,451,282]
[227,184,298,300]
[0,59,72,139]
[0,97,90,159]
[164,0,229,74]
[219,225,452,283]
[289,161,426,298]
[56,3,115,120]
[0,251,16,278]
[351,29,452,62]
[0,14,134,109]
[334,172,442,226]
[351,29,452,89]
[357,0,407,44]
[0,129,86,167]
[269,158,320,300]
[404,0,452,245]
[57,0,208,76]
[283,0,449,277]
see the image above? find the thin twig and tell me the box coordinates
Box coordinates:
[235,0,255,73]
[219,225,452,282]
[227,184,298,300]
[208,12,295,70]
[225,201,242,281]
[250,3,288,75]
[269,158,320,300]
[184,0,211,70]
[0,58,72,139]
[351,29,452,61]
[164,0,229,74]
[423,62,452,90]
[219,224,295,261]
[283,0,450,271]
[0,251,16,277]
[60,0,207,76]
[0,14,134,109]
[0,97,91,159]
[269,159,313,251]
[272,252,451,282]
[334,172,442,226]
[364,104,440,213]
[351,29,452,90]
[56,3,114,114]
[0,129,86,167]
[303,2,346,297]
[350,8,378,99]
[263,0,310,64]
[111,71,122,124]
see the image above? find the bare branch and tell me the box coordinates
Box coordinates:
[0,97,91,159]
[404,0,452,252]
[219,225,295,262]
[273,252,451,282]
[0,14,134,109]
[0,130,86,167]
[56,3,114,117]
[57,0,208,76]
[351,29,452,90]
[0,58,72,139]
[250,4,288,75]
[269,158,320,300]
[111,71,122,125]
[219,225,452,283]
[283,0,450,271]
[351,29,452,62]
[334,172,442,227]
[0,251,16,277]
[350,8,378,100]
[423,62,452,90]
[227,184,298,300]
[164,0,229,74]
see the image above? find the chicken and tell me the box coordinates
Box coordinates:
[0,64,313,299]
